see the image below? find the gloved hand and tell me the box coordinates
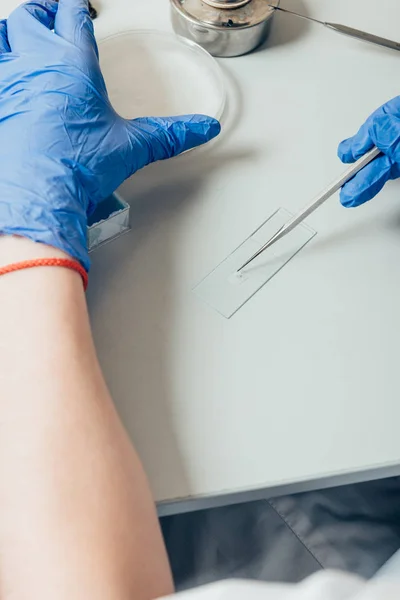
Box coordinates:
[0,0,220,271]
[338,96,400,208]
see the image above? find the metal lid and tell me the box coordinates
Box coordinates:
[171,0,279,29]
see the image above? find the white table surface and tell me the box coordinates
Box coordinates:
[3,0,400,516]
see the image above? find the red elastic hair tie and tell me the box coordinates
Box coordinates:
[0,258,88,290]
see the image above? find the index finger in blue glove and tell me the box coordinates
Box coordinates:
[55,0,98,56]
[7,0,58,53]
[338,98,400,166]
[338,120,375,164]
[0,20,10,53]
[129,115,221,171]
[340,153,399,207]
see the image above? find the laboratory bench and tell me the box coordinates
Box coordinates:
[3,0,400,516]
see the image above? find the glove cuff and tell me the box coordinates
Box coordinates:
[0,189,90,270]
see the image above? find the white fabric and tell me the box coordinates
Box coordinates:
[161,572,400,600]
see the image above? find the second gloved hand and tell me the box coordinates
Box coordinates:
[0,0,220,271]
[338,96,400,208]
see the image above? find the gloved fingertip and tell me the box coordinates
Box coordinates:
[7,0,58,50]
[182,115,221,143]
[340,183,384,208]
[340,186,366,208]
[339,171,381,207]
[181,114,221,129]
[168,114,221,152]
[131,114,221,166]
[56,0,91,24]
[55,0,96,53]
[203,116,222,140]
[338,119,375,164]
[337,138,357,164]
[22,0,59,18]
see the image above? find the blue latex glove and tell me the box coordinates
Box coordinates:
[338,97,400,208]
[0,1,220,271]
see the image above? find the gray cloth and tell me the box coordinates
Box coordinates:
[270,478,400,579]
[161,478,400,591]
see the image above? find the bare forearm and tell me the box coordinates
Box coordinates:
[0,237,173,600]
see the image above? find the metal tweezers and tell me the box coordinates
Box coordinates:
[237,146,381,272]
[270,6,400,52]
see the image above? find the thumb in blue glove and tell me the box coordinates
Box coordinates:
[338,96,400,208]
[0,0,220,271]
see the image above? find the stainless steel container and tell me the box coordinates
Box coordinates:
[170,0,279,58]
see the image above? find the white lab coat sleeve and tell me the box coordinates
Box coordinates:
[160,571,400,600]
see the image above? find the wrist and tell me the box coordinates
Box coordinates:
[0,236,73,268]
[0,236,88,290]
[0,180,90,270]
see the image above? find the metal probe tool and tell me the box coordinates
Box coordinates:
[237,146,381,272]
[270,6,400,52]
